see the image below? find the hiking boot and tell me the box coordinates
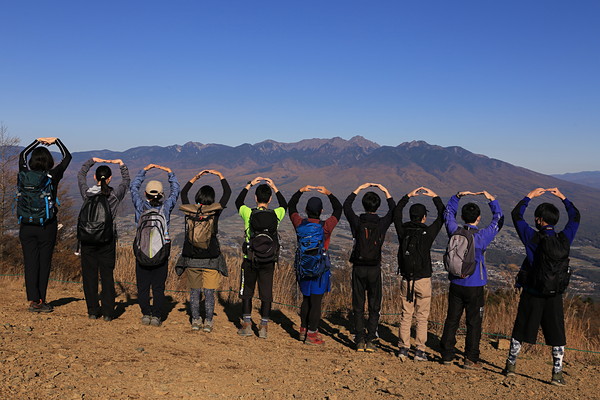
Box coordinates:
[502,361,516,377]
[356,340,366,352]
[88,313,100,320]
[365,341,377,353]
[299,327,307,342]
[141,315,152,325]
[150,316,162,327]
[397,347,409,360]
[462,359,482,370]
[29,300,53,313]
[551,371,566,386]
[305,331,325,345]
[237,322,253,337]
[203,320,214,333]
[414,350,428,362]
[103,316,113,322]
[258,324,268,339]
[191,319,202,331]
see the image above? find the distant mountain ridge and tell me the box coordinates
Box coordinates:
[552,171,600,190]
[53,136,600,244]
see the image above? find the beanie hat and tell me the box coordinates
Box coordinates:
[306,197,323,215]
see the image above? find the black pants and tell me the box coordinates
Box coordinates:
[440,283,485,362]
[81,241,116,317]
[352,265,382,342]
[300,293,324,332]
[240,258,274,319]
[136,261,168,318]
[511,289,566,346]
[19,220,58,302]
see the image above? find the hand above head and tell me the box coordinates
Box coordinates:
[420,187,438,197]
[373,183,391,198]
[546,187,566,200]
[207,169,224,179]
[264,177,279,192]
[37,137,57,145]
[526,188,546,199]
[407,187,422,197]
[457,191,477,198]
[353,182,372,194]
[299,185,313,193]
[158,165,172,174]
[92,157,104,163]
[315,186,332,195]
[143,164,156,171]
[111,159,125,166]
[481,190,496,202]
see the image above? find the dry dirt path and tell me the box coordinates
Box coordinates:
[1,278,598,400]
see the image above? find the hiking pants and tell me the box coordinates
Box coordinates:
[352,265,382,342]
[136,261,168,318]
[300,293,324,332]
[240,258,274,319]
[81,241,116,317]
[398,277,431,351]
[19,220,58,303]
[440,283,484,362]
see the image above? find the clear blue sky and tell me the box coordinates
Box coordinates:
[1,1,599,174]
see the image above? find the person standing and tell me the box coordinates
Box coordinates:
[343,183,395,352]
[177,169,231,332]
[18,137,71,312]
[393,187,445,361]
[235,177,287,339]
[440,191,503,368]
[77,157,130,321]
[503,187,580,386]
[131,164,180,327]
[288,185,342,345]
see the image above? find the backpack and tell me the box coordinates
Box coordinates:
[16,170,57,225]
[77,194,114,244]
[443,226,476,278]
[133,206,171,267]
[398,226,427,279]
[244,208,279,265]
[180,203,223,250]
[350,217,383,266]
[294,219,328,279]
[529,232,571,295]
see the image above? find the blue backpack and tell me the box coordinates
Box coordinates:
[294,219,328,279]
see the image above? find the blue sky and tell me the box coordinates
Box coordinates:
[1,1,598,174]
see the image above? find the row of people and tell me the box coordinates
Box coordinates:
[17,137,580,386]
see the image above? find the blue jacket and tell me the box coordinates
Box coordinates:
[511,196,580,291]
[130,169,180,226]
[444,195,504,287]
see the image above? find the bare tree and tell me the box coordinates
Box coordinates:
[0,122,20,236]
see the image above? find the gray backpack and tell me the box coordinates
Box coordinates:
[133,205,171,267]
[443,226,476,278]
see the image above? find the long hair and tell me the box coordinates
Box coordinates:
[195,185,216,205]
[95,165,112,196]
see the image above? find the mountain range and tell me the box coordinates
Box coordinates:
[54,136,600,244]
[552,171,600,190]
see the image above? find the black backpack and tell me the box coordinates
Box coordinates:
[529,232,571,295]
[350,217,383,266]
[77,194,114,244]
[16,170,57,225]
[244,208,280,265]
[398,226,427,279]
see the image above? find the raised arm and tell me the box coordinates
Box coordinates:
[113,160,130,202]
[444,194,461,236]
[547,188,580,243]
[51,138,72,177]
[19,139,40,171]
[130,168,148,212]
[77,158,97,199]
[477,196,504,247]
[163,169,181,214]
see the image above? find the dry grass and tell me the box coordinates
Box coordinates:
[2,233,599,361]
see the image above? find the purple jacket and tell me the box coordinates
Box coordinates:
[444,195,504,287]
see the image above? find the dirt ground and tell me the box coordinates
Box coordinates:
[1,278,599,400]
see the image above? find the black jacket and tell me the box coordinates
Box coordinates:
[393,195,445,280]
